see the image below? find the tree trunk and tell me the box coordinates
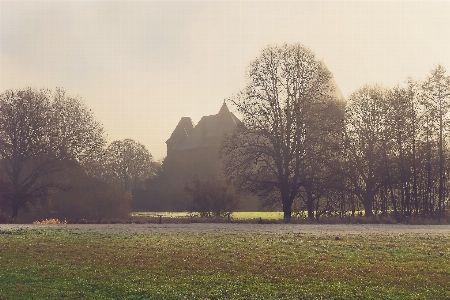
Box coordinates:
[11,204,19,221]
[439,106,444,218]
[282,199,292,223]
[306,189,314,220]
[410,85,419,216]
[412,141,419,216]
[364,205,374,217]
[363,193,374,217]
[382,143,396,215]
[283,209,291,222]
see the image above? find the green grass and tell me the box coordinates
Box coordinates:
[1,228,449,299]
[132,211,190,218]
[231,212,284,220]
[132,211,284,220]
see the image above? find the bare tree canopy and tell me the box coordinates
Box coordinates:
[337,66,450,218]
[184,176,240,218]
[102,139,157,191]
[340,85,387,217]
[222,44,344,221]
[0,87,106,219]
[49,88,106,164]
[421,65,450,217]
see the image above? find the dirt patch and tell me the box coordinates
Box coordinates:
[1,223,450,235]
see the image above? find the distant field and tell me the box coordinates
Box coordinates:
[132,211,285,220]
[1,225,449,299]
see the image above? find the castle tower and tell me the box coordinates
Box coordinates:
[165,103,241,183]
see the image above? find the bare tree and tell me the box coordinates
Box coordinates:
[222,44,344,221]
[340,85,388,217]
[0,88,106,220]
[184,176,240,218]
[380,85,412,216]
[102,139,157,191]
[49,88,106,167]
[420,65,450,217]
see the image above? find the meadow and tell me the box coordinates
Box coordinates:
[0,225,449,299]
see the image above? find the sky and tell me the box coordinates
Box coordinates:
[1,1,449,160]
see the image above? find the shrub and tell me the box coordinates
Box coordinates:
[184,176,240,217]
[52,175,131,223]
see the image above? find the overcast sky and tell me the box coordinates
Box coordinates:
[1,1,449,160]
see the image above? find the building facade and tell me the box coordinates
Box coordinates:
[165,102,242,185]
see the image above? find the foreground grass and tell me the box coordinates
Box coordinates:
[0,228,449,299]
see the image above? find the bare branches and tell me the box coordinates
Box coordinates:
[223,44,344,220]
[184,176,240,218]
[102,139,156,192]
[0,87,106,219]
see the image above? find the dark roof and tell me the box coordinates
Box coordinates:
[167,102,242,151]
[329,77,345,101]
[166,117,194,148]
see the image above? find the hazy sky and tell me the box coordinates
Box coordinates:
[1,1,449,160]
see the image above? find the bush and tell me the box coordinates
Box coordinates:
[184,177,240,217]
[52,175,131,223]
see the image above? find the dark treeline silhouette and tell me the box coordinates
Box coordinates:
[0,86,189,221]
[0,88,147,222]
[223,43,450,222]
[2,44,450,223]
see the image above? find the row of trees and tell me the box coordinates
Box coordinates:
[91,138,158,192]
[339,66,450,220]
[223,43,450,221]
[0,88,105,220]
[2,43,449,222]
[0,87,157,221]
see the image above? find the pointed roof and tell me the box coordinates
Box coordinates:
[168,103,242,151]
[166,117,194,147]
[206,102,242,137]
[329,77,345,101]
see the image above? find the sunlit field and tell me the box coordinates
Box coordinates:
[132,212,285,220]
[129,211,450,225]
[1,226,449,299]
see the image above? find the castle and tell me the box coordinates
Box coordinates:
[165,102,242,184]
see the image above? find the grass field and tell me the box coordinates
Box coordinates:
[1,227,449,299]
[132,211,285,220]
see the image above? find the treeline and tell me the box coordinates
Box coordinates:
[0,88,159,222]
[0,86,229,222]
[301,74,450,221]
[223,43,450,221]
[2,43,450,223]
[337,70,450,221]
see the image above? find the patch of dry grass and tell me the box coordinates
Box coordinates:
[33,218,67,225]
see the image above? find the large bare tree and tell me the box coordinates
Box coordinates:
[222,44,344,221]
[102,139,157,191]
[339,85,389,217]
[0,88,106,219]
[420,65,450,217]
